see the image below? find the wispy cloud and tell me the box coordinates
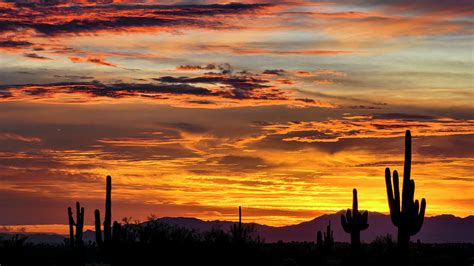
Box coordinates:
[0,132,41,142]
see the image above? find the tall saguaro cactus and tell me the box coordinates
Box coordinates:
[231,206,243,244]
[104,175,112,244]
[341,189,369,250]
[67,201,84,248]
[95,175,115,248]
[385,130,426,252]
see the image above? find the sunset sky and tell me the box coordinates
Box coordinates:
[0,0,473,234]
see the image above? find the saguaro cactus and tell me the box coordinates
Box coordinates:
[67,201,84,248]
[341,189,369,250]
[95,175,117,248]
[104,175,112,244]
[385,130,426,252]
[231,206,243,244]
[323,220,334,250]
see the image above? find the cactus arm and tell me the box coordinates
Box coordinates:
[95,209,103,247]
[67,207,75,248]
[361,211,369,230]
[385,168,396,220]
[341,214,350,232]
[75,202,84,247]
[385,167,393,206]
[346,209,353,225]
[393,170,400,215]
[410,198,426,235]
[419,198,426,221]
[385,168,401,226]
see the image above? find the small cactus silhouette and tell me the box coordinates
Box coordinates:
[341,188,369,250]
[67,201,84,248]
[323,220,334,250]
[385,130,426,252]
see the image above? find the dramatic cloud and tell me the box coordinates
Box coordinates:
[0,77,332,108]
[0,63,340,107]
[258,115,474,143]
[0,2,272,36]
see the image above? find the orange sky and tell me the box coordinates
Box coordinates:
[0,0,473,233]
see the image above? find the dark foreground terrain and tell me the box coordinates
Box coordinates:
[1,224,473,266]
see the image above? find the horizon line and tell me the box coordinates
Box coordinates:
[2,211,472,235]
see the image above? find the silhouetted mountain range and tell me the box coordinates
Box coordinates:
[155,211,474,243]
[4,211,472,244]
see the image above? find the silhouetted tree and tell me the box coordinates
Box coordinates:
[341,188,369,251]
[385,130,426,254]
